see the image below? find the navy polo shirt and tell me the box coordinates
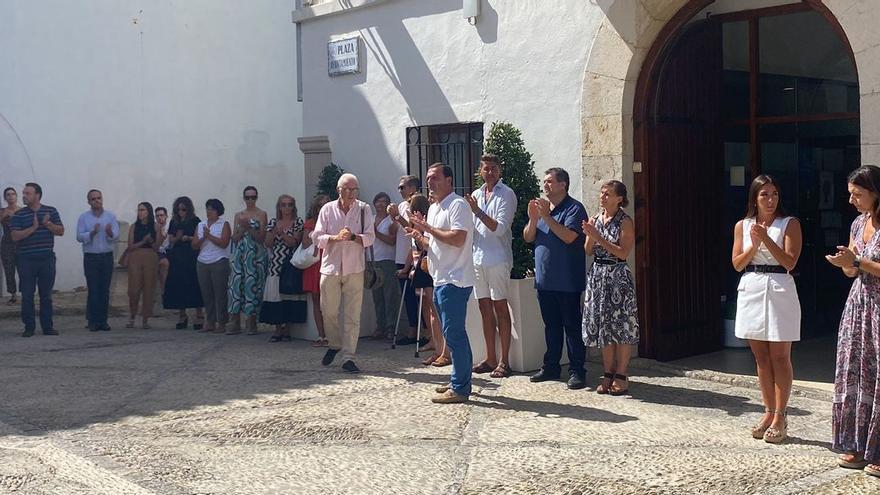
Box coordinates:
[533,195,588,293]
[10,205,63,257]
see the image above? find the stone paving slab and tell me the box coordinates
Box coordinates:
[0,314,877,494]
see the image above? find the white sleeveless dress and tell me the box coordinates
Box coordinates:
[734,216,801,342]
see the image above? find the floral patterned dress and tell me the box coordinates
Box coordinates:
[227,219,268,317]
[833,213,880,462]
[582,209,640,347]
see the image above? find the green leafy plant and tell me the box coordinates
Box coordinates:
[317,162,345,200]
[477,121,541,279]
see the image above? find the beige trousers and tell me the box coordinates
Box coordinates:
[319,271,364,362]
[128,248,159,318]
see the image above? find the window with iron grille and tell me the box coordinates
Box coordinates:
[406,123,484,196]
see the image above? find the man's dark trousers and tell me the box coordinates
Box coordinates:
[17,253,57,333]
[536,289,586,378]
[84,252,114,328]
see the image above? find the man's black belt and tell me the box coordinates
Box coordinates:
[745,264,787,274]
[594,257,625,266]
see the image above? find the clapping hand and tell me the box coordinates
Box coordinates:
[104,223,114,237]
[749,223,766,246]
[41,214,52,226]
[464,194,480,215]
[337,227,352,241]
[826,245,858,268]
[535,199,551,218]
[31,213,39,229]
[91,223,101,236]
[387,203,399,218]
[582,217,600,239]
[408,215,428,233]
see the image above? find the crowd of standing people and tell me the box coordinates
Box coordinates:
[1,160,879,474]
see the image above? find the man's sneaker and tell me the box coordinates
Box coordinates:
[341,360,360,374]
[567,374,587,390]
[101,324,112,332]
[529,369,560,383]
[21,330,34,338]
[435,384,451,393]
[431,389,468,404]
[88,325,99,332]
[321,348,339,366]
[43,329,59,336]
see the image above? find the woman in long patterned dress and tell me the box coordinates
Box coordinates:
[581,180,638,396]
[260,194,304,342]
[1,187,20,304]
[732,175,802,444]
[302,195,329,347]
[826,165,880,476]
[227,186,268,335]
[163,196,205,329]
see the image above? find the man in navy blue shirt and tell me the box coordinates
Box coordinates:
[523,168,588,389]
[10,183,64,337]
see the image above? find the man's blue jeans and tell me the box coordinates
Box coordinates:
[433,283,473,397]
[17,253,56,333]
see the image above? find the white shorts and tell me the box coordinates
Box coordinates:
[473,262,511,301]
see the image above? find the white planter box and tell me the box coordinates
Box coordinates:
[465,277,560,373]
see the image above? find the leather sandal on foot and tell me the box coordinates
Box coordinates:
[609,374,629,396]
[431,355,452,367]
[472,361,494,374]
[490,363,511,378]
[865,464,880,477]
[422,354,439,366]
[763,409,787,444]
[751,409,774,439]
[838,454,869,469]
[596,372,614,394]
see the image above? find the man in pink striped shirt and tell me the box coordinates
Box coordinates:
[311,173,375,373]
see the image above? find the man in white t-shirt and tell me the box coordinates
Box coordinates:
[387,175,421,344]
[408,163,474,404]
[465,154,517,379]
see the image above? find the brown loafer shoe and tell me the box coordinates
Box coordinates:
[431,389,467,404]
[434,384,451,393]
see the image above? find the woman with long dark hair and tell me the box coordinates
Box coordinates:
[163,196,205,329]
[124,202,161,329]
[826,165,880,476]
[732,175,802,444]
[0,187,20,304]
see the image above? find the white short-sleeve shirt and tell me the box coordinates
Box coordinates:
[394,200,411,264]
[426,193,474,288]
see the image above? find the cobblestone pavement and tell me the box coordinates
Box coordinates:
[0,314,876,494]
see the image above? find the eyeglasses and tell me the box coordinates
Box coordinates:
[280,202,294,207]
[244,195,257,200]
[397,185,406,190]
[88,197,101,201]
[340,187,359,193]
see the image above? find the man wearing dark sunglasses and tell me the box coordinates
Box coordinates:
[388,175,422,345]
[76,189,119,332]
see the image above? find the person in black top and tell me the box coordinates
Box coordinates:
[162,196,205,329]
[124,202,161,329]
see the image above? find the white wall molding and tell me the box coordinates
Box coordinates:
[292,0,393,23]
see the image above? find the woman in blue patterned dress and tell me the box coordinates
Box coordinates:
[227,186,268,335]
[826,165,880,477]
[581,180,639,396]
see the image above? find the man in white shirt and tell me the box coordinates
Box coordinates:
[408,163,474,403]
[312,173,375,374]
[387,175,421,344]
[465,155,517,378]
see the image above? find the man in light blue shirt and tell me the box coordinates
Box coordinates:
[76,189,119,331]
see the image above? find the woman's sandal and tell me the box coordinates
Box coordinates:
[865,464,880,477]
[175,317,189,330]
[763,409,787,444]
[609,374,629,396]
[431,355,452,367]
[596,372,615,394]
[838,454,869,469]
[751,409,774,439]
[490,363,511,378]
[311,338,328,347]
[422,354,439,366]
[472,361,495,374]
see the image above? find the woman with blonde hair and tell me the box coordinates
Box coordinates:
[260,194,304,341]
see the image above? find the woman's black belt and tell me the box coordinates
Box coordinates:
[594,257,625,266]
[745,264,787,274]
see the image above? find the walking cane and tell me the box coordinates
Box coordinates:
[391,277,410,350]
[414,288,424,358]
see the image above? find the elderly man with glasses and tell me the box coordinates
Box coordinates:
[311,173,375,373]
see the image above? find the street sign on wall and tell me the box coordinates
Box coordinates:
[328,37,360,76]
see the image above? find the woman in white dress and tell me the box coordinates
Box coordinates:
[732,175,802,444]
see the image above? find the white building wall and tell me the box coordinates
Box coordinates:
[0,0,302,290]
[299,0,601,207]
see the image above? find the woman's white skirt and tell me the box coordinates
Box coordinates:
[735,272,801,342]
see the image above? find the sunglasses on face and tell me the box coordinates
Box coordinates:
[244,195,257,200]
[280,202,294,207]
[397,185,406,190]
[89,197,101,201]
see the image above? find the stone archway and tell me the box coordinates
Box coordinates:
[580,0,875,357]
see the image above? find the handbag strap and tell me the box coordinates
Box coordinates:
[360,205,375,262]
